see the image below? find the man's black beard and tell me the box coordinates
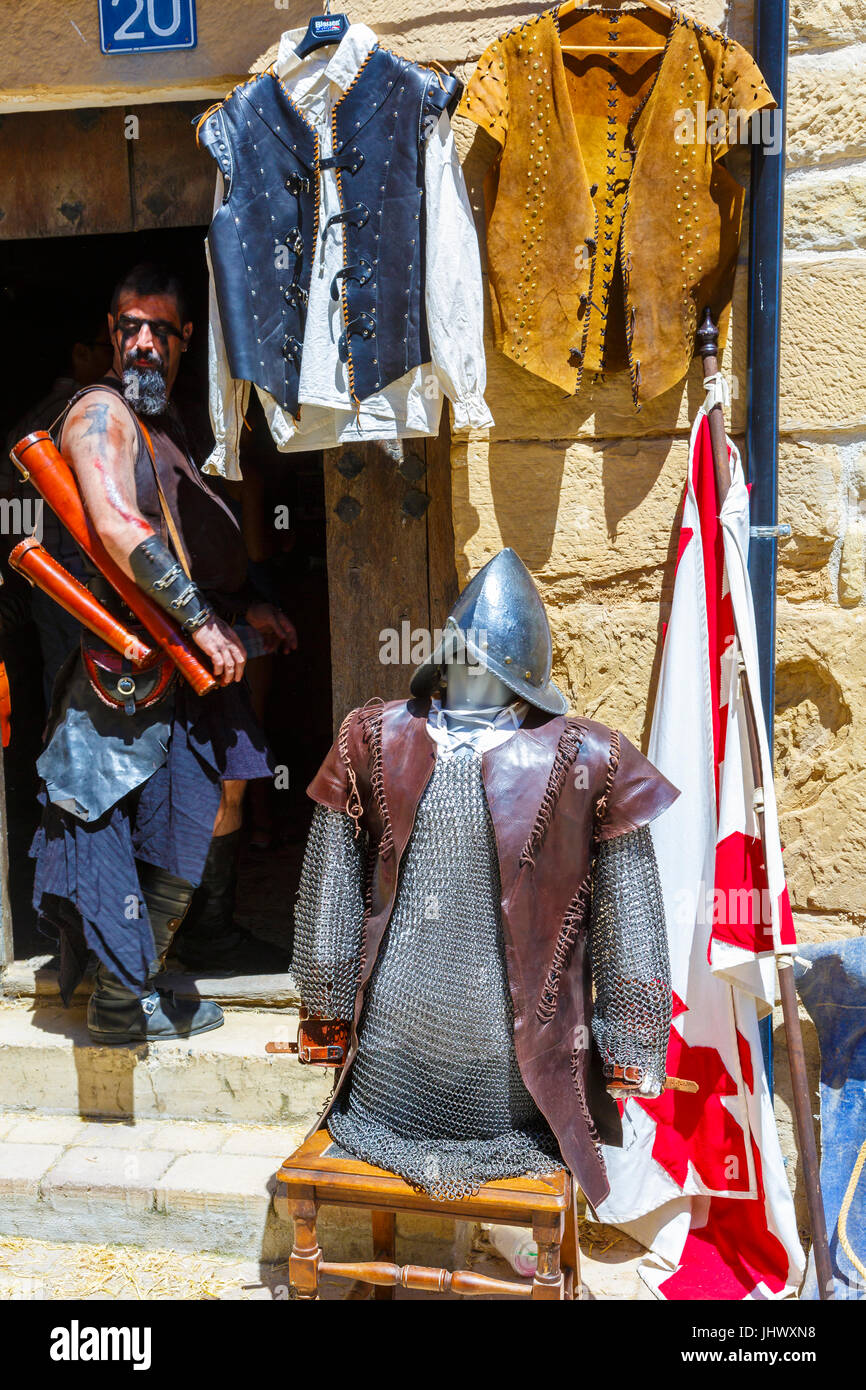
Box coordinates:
[122,364,168,417]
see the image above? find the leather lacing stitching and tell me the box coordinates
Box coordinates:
[338,697,394,857]
[356,697,394,858]
[571,1051,602,1152]
[593,10,621,373]
[194,69,261,145]
[566,729,622,1149]
[536,728,620,1024]
[536,870,592,1024]
[335,705,378,991]
[336,699,390,987]
[518,717,588,868]
[615,7,681,409]
[572,206,599,393]
[338,708,364,838]
[594,727,621,825]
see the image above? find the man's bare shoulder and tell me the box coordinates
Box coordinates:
[62,388,137,454]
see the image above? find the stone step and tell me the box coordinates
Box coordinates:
[0,999,329,1126]
[2,954,302,1009]
[0,1110,462,1265]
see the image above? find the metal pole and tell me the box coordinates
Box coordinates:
[748,0,789,1104]
[747,0,787,719]
[745,0,834,1299]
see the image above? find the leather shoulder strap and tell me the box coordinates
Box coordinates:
[137,420,193,579]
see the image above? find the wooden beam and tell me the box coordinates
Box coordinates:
[129,101,214,231]
[0,107,131,240]
[324,431,450,731]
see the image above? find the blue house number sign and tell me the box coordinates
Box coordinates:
[99,0,198,55]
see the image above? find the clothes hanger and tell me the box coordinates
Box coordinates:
[557,0,672,55]
[294,0,350,59]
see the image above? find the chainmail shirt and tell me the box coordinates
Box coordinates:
[326,747,563,1200]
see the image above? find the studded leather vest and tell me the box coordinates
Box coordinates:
[198,49,460,415]
[459,6,774,408]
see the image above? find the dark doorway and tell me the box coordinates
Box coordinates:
[0,224,332,968]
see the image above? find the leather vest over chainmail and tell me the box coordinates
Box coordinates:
[326,748,562,1200]
[303,696,679,1209]
[198,50,460,413]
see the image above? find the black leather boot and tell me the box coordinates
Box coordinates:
[87,863,225,1044]
[171,829,289,974]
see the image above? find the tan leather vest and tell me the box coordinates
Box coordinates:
[307,696,678,1207]
[459,4,774,407]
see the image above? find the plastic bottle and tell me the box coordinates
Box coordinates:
[487,1224,538,1278]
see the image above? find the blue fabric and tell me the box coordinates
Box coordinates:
[31,677,272,1001]
[795,939,866,1300]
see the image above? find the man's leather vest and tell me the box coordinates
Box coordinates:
[198,50,460,415]
[307,696,679,1208]
[459,6,774,407]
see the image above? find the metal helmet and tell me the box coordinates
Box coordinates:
[410,548,568,715]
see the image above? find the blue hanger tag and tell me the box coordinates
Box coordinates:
[310,15,348,40]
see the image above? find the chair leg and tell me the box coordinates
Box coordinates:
[531,1210,566,1300]
[560,1181,582,1301]
[371,1209,397,1301]
[289,1193,321,1300]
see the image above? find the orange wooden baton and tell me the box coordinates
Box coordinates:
[9,536,153,667]
[10,432,216,696]
[0,661,10,747]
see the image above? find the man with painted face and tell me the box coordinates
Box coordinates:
[31,263,297,1042]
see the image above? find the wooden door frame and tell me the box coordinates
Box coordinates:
[323,410,458,730]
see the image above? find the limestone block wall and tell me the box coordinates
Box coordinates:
[777,3,866,943]
[452,0,865,937]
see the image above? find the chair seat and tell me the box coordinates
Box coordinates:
[276,1128,571,1225]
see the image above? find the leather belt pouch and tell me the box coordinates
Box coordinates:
[82,633,176,715]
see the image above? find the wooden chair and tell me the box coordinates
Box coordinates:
[274,1129,581,1300]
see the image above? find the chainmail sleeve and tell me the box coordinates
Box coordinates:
[589,825,671,1098]
[291,806,367,1021]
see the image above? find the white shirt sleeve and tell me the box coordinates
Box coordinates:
[203,173,250,479]
[424,112,494,432]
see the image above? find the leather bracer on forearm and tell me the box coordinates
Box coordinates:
[129,534,213,634]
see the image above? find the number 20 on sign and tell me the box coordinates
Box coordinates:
[99,0,198,55]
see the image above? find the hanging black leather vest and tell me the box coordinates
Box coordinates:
[197,46,460,416]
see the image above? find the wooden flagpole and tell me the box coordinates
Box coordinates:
[695,308,834,1300]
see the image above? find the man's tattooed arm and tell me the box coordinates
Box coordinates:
[61,390,155,581]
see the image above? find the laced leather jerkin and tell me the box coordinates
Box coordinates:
[292,729,673,1199]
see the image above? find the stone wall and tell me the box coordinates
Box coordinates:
[452,2,865,935]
